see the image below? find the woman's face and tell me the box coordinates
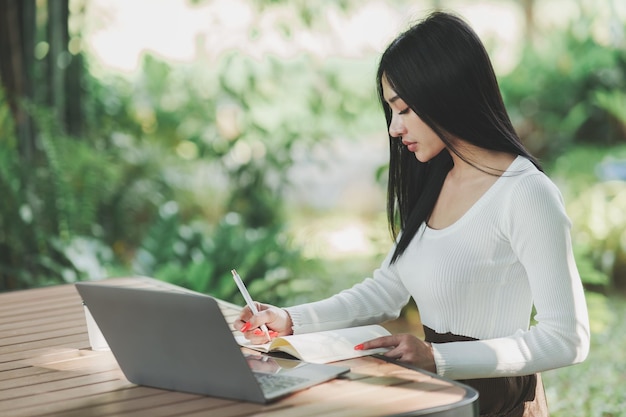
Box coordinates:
[381,75,446,162]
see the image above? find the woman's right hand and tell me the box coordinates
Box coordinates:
[233,303,294,344]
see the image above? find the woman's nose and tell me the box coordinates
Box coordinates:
[389,114,405,138]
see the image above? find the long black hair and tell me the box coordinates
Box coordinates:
[377,11,541,263]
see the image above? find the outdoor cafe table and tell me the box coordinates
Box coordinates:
[0,276,478,417]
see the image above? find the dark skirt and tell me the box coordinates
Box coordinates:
[424,326,549,417]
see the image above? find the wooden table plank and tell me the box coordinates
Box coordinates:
[0,346,94,369]
[5,386,164,417]
[0,378,135,413]
[0,365,55,383]
[243,375,464,417]
[0,285,76,305]
[0,304,81,325]
[0,369,127,401]
[0,333,89,356]
[1,324,88,346]
[86,395,280,417]
[1,311,86,333]
[1,351,121,390]
[51,391,216,417]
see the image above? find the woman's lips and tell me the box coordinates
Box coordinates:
[403,140,417,152]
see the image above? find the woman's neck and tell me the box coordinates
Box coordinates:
[447,145,516,181]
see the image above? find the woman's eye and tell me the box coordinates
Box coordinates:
[398,107,410,115]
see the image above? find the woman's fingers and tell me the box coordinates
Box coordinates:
[235,304,294,341]
[355,333,436,373]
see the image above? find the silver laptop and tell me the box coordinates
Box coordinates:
[75,282,349,403]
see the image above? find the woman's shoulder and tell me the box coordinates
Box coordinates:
[500,156,567,216]
[505,156,559,192]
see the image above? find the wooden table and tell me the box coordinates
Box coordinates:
[0,277,478,416]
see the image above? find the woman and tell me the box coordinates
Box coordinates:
[235,11,590,417]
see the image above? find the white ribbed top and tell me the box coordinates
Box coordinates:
[286,156,590,380]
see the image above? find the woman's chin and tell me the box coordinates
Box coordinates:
[414,152,430,163]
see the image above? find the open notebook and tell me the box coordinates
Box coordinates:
[236,324,391,364]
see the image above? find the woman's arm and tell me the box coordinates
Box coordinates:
[432,173,590,379]
[285,247,412,334]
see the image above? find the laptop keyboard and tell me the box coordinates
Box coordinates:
[255,373,308,395]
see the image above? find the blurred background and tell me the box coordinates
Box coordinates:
[1,0,625,414]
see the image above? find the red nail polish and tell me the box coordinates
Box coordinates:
[241,322,251,332]
[269,331,279,338]
[354,344,364,351]
[253,329,263,336]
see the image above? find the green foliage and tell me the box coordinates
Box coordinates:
[543,293,626,417]
[548,144,626,292]
[594,89,626,130]
[501,17,626,158]
[248,0,371,28]
[0,90,15,148]
[568,180,626,290]
[3,0,622,312]
[0,94,116,289]
[133,205,323,305]
[0,81,182,290]
[77,49,380,298]
[1,15,383,295]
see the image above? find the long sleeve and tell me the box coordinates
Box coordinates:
[285,248,411,334]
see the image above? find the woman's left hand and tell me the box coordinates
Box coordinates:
[356,334,437,373]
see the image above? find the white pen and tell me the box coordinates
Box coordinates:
[231,269,272,342]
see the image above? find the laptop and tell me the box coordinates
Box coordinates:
[75,281,350,403]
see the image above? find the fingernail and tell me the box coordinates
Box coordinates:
[354,344,364,351]
[253,329,263,336]
[241,322,251,332]
[269,331,279,338]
